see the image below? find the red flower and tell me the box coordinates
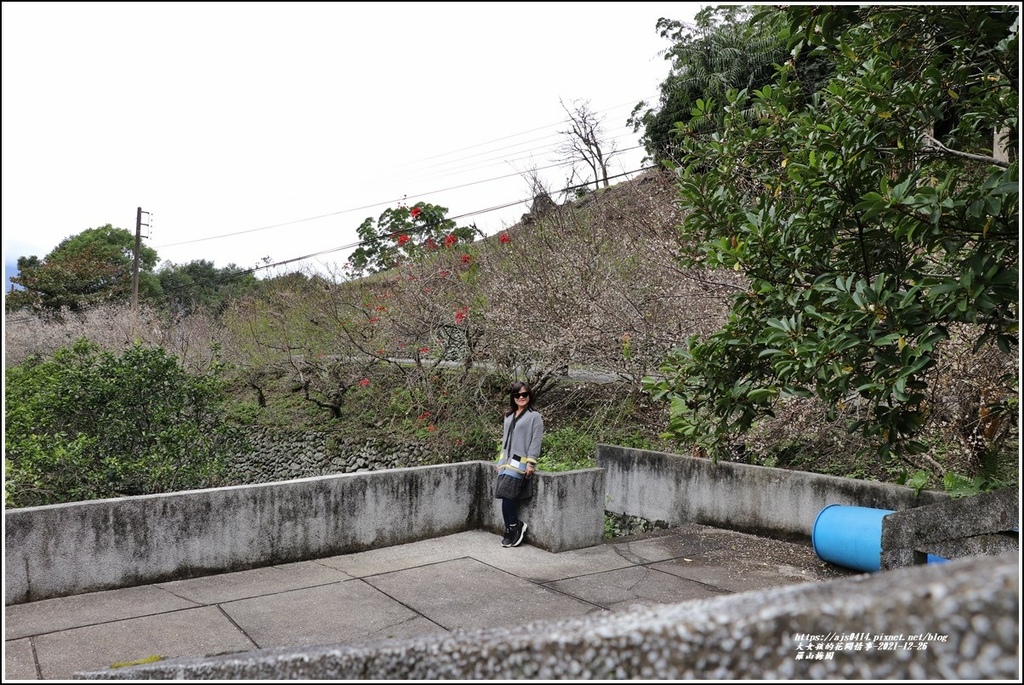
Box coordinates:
[438,269,449,278]
[444,233,458,248]
[359,378,370,387]
[427,238,437,250]
[369,316,380,323]
[418,411,431,421]
[499,232,511,244]
[410,206,422,219]
[419,346,430,354]
[460,253,472,264]
[397,234,411,246]
[454,305,469,325]
[426,425,437,432]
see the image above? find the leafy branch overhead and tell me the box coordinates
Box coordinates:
[646,5,1018,466]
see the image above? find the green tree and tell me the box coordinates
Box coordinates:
[6,224,161,316]
[347,202,481,276]
[646,6,1018,468]
[629,6,804,165]
[4,339,247,507]
[157,259,263,316]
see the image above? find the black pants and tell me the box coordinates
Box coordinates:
[501,497,519,529]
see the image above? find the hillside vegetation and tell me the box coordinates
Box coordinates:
[7,6,1019,505]
[5,169,1016,508]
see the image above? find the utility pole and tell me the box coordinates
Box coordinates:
[131,207,150,313]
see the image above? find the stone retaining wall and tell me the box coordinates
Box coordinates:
[225,429,427,484]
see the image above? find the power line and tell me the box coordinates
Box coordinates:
[406,124,643,180]
[5,100,657,310]
[177,164,655,279]
[4,164,659,320]
[342,122,647,201]
[156,143,645,249]
[154,98,655,249]
[242,164,656,275]
[381,96,654,173]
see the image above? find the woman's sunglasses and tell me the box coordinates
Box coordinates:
[512,392,530,399]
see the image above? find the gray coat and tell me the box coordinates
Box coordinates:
[498,408,544,473]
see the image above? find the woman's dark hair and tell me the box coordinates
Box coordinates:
[506,381,535,415]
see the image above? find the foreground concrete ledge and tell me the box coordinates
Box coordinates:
[78,553,1020,680]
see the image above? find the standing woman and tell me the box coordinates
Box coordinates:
[494,381,544,547]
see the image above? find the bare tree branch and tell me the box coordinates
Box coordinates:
[920,132,1010,168]
[556,98,620,191]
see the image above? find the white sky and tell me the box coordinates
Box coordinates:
[2,1,703,279]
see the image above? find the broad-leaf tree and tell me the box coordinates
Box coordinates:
[347,203,481,276]
[629,5,804,165]
[647,5,1018,470]
[157,259,263,316]
[7,224,161,316]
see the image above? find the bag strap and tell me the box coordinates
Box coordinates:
[503,411,523,456]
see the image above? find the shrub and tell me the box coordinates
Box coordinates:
[4,338,247,507]
[538,427,598,472]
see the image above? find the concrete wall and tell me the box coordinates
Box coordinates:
[4,462,606,605]
[3,444,971,606]
[597,445,949,541]
[484,468,606,552]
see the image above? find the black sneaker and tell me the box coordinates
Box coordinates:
[512,521,528,547]
[501,526,513,547]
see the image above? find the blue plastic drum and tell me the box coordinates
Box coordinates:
[812,504,948,572]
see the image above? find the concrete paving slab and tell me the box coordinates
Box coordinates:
[704,533,856,581]
[650,557,807,593]
[220,579,446,650]
[4,585,200,640]
[317,533,488,577]
[365,557,603,632]
[30,605,255,680]
[320,529,635,582]
[4,528,862,681]
[542,564,729,612]
[606,524,733,564]
[451,535,638,583]
[4,637,38,680]
[154,560,352,605]
[650,533,859,593]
